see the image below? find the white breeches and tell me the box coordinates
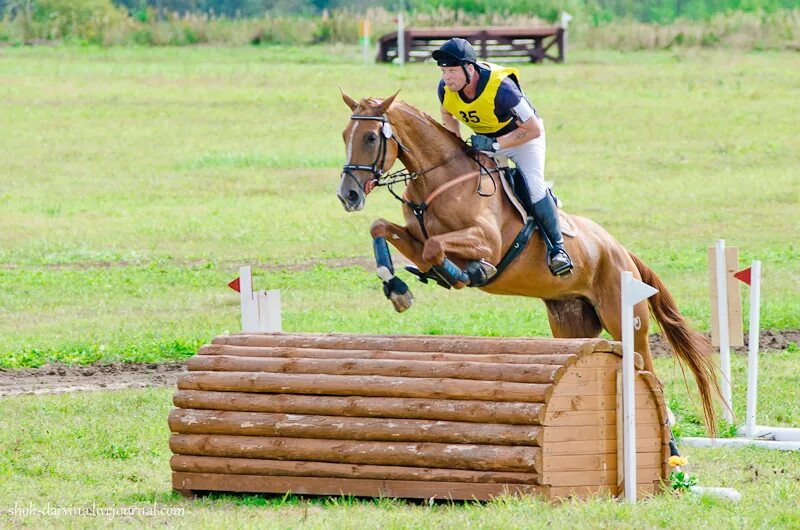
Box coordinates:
[495,121,547,203]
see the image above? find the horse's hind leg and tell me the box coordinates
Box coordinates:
[543,298,604,338]
[593,283,681,454]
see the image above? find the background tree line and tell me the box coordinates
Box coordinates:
[1,0,797,48]
[2,0,797,22]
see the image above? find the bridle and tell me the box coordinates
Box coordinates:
[340,114,409,195]
[341,112,501,239]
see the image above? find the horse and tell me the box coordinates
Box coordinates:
[337,92,721,435]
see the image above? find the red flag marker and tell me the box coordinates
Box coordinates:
[734,267,752,286]
[228,277,241,292]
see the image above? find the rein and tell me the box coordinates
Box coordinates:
[401,167,501,239]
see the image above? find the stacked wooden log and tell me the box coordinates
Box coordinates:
[170,333,670,500]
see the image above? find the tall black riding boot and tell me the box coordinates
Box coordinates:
[508,169,573,276]
[531,193,573,276]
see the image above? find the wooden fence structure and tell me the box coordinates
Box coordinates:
[377,26,565,64]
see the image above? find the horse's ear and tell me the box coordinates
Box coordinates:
[340,89,358,111]
[376,90,400,115]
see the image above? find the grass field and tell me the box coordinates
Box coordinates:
[0,45,799,527]
[1,46,797,368]
[0,372,798,529]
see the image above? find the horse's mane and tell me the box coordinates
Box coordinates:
[393,99,500,175]
[392,99,467,149]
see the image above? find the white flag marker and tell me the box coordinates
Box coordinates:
[238,266,259,332]
[621,271,658,503]
[231,266,282,333]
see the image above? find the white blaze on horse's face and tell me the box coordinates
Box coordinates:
[337,92,400,213]
[338,119,383,212]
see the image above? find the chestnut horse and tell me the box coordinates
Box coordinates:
[337,92,720,434]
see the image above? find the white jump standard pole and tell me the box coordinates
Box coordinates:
[682,255,800,450]
[397,12,405,65]
[715,239,733,423]
[744,260,761,437]
[738,260,800,443]
[620,271,658,503]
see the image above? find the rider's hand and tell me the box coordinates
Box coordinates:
[470,134,498,153]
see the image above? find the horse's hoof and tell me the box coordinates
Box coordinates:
[390,290,414,313]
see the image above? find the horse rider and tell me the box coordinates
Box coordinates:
[433,37,573,276]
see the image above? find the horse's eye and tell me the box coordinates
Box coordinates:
[365,132,377,144]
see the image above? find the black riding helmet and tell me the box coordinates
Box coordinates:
[432,38,478,88]
[432,37,477,66]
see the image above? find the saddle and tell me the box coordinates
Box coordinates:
[500,167,577,238]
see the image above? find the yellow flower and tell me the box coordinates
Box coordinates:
[668,456,689,467]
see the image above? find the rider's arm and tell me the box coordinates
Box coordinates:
[440,107,461,136]
[490,80,541,150]
[495,99,541,149]
[496,116,540,149]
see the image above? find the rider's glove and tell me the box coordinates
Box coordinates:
[470,134,498,153]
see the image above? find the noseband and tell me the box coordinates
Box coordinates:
[341,115,409,194]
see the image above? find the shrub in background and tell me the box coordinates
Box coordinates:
[578,9,800,51]
[1,0,131,44]
[0,1,798,50]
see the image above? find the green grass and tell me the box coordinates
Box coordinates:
[1,362,799,529]
[0,44,799,524]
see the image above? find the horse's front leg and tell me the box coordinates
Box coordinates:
[422,226,497,290]
[370,219,425,313]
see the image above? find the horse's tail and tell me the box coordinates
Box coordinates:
[628,252,721,437]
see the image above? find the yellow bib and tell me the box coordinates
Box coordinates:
[442,62,521,135]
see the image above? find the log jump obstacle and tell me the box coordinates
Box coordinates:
[170,333,672,500]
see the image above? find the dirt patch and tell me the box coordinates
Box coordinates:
[0,361,187,397]
[0,257,375,272]
[1,330,797,397]
[649,329,800,357]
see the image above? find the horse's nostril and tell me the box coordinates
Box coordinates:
[347,190,360,203]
